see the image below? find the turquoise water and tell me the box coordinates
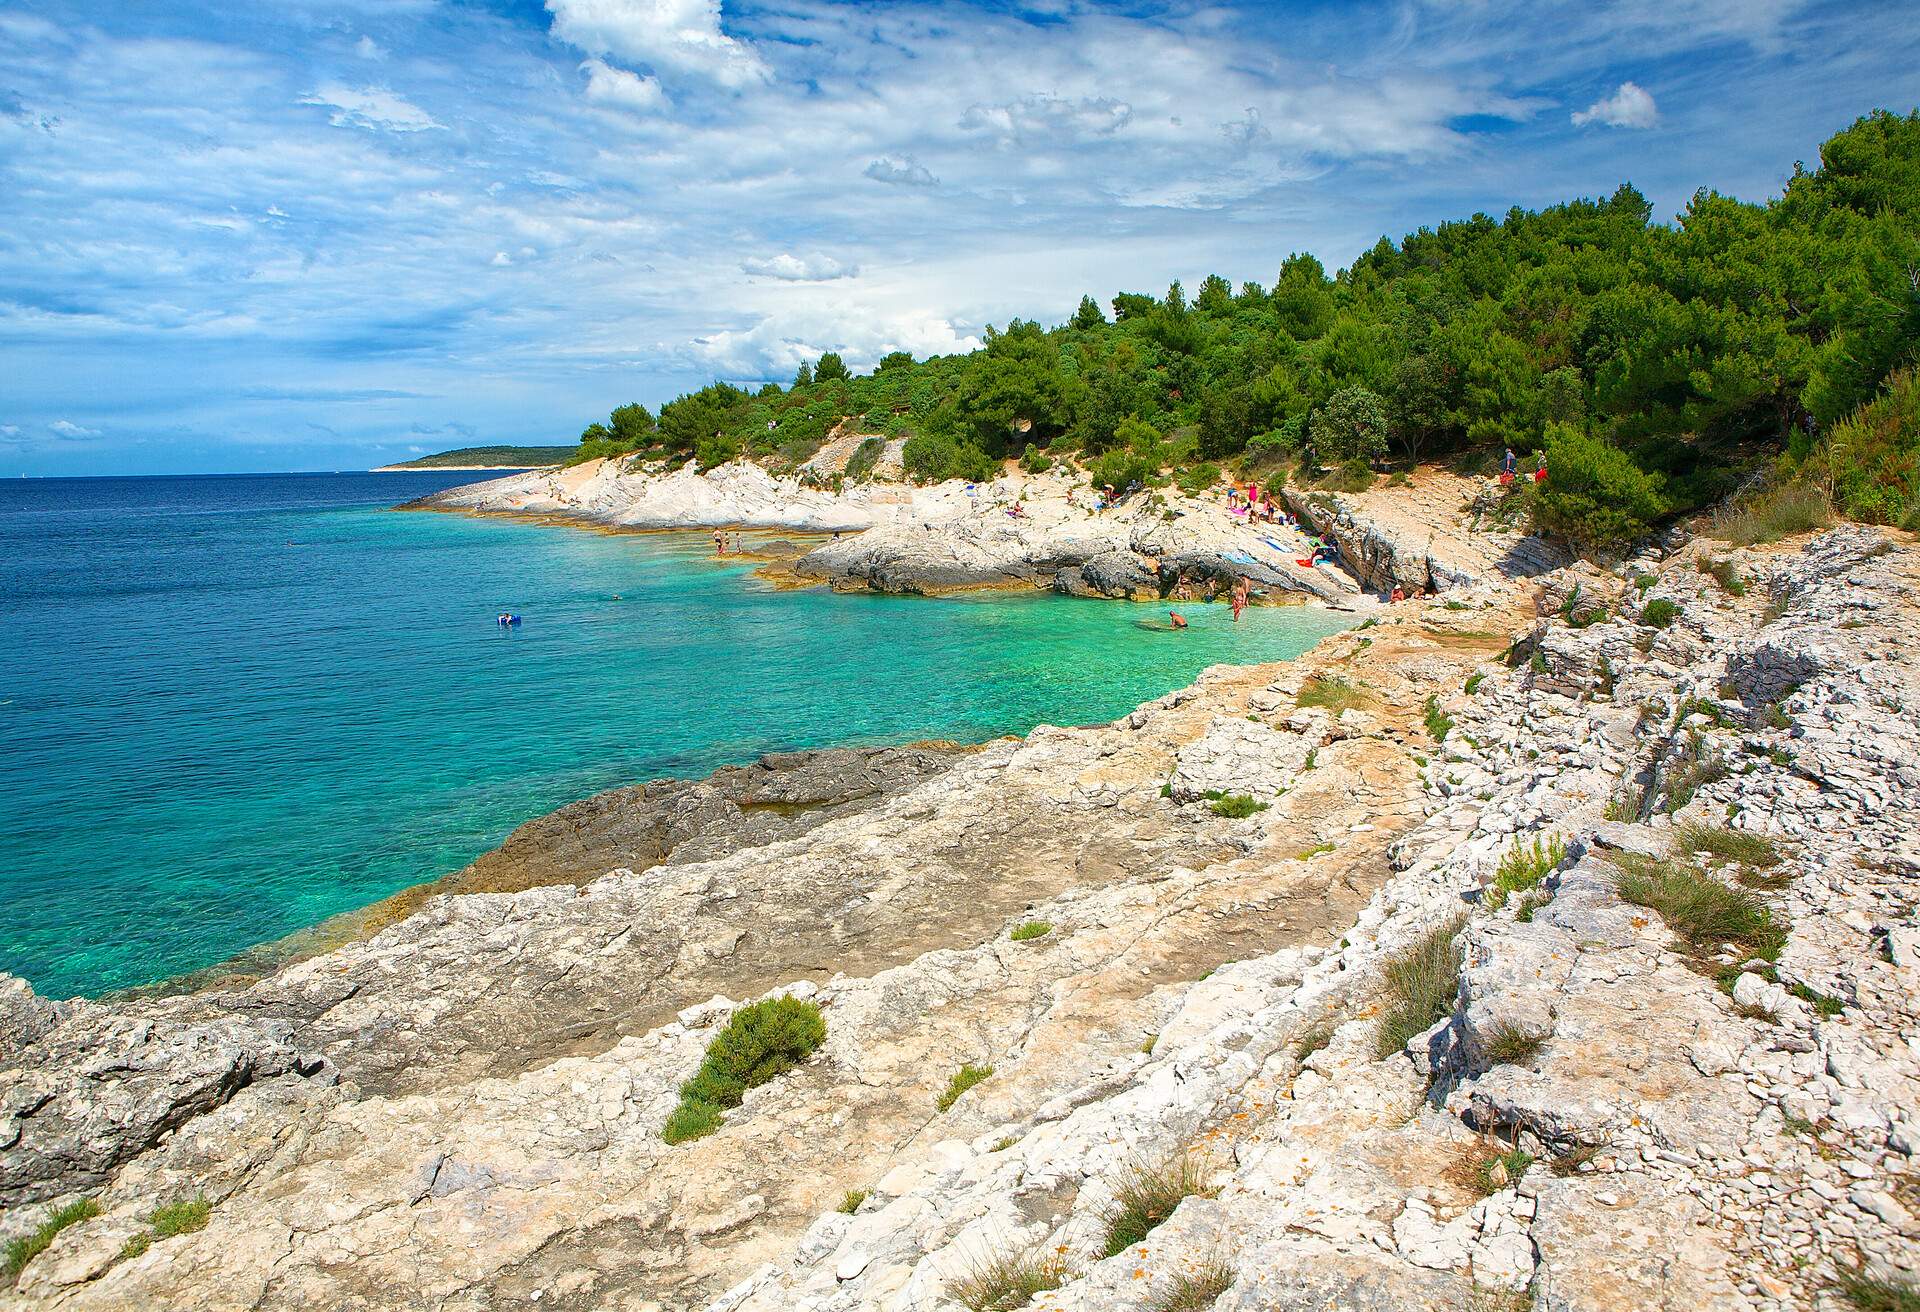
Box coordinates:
[0,473,1351,998]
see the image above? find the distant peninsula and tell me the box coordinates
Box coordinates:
[373,445,573,471]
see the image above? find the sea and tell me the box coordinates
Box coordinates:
[0,471,1352,997]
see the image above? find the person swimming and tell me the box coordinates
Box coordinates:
[1170,611,1188,629]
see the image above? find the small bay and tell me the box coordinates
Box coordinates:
[0,472,1350,997]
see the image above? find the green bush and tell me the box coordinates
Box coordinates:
[1483,1019,1548,1066]
[1528,425,1667,554]
[1208,794,1268,819]
[1146,1255,1236,1312]
[1018,442,1052,473]
[936,1063,993,1112]
[1676,823,1783,870]
[1485,834,1565,910]
[1423,695,1454,741]
[902,433,997,484]
[1009,921,1052,941]
[1811,365,1920,528]
[694,432,740,471]
[844,437,885,482]
[662,996,827,1144]
[837,1189,868,1215]
[1373,918,1464,1059]
[4,1198,100,1281]
[1638,598,1680,628]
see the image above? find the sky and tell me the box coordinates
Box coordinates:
[1,1,1916,475]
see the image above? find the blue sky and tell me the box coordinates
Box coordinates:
[1,0,1915,475]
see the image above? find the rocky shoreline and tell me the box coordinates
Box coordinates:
[406,457,1565,605]
[3,496,1916,1311]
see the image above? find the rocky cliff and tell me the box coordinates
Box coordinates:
[3,524,1916,1312]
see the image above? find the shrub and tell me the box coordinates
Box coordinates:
[1528,424,1667,554]
[937,1063,993,1112]
[1482,1019,1548,1066]
[1103,1154,1217,1257]
[1373,918,1464,1059]
[1676,823,1783,870]
[837,1189,868,1215]
[1663,729,1730,812]
[1464,672,1486,695]
[1208,794,1268,819]
[1638,598,1680,628]
[1146,1254,1236,1312]
[1810,365,1920,528]
[1711,482,1833,547]
[1175,462,1220,496]
[844,437,885,482]
[1296,674,1375,712]
[951,1247,1071,1312]
[1009,921,1052,941]
[1696,556,1748,596]
[1297,842,1334,860]
[1611,855,1786,960]
[1485,834,1565,911]
[663,995,827,1144]
[3,1198,100,1281]
[1423,695,1454,741]
[1018,442,1053,474]
[1293,1021,1336,1061]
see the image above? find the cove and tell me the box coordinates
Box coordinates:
[0,472,1353,997]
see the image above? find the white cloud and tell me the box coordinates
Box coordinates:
[579,56,666,111]
[864,155,937,188]
[691,309,979,377]
[739,252,857,282]
[491,251,512,266]
[1571,81,1658,129]
[299,83,442,133]
[49,419,100,437]
[353,35,386,60]
[960,95,1133,144]
[546,0,768,89]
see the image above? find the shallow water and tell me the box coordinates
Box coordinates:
[0,473,1351,997]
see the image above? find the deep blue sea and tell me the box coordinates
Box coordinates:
[0,472,1351,997]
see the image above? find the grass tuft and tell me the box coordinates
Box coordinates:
[951,1247,1072,1312]
[1423,695,1454,741]
[1482,1019,1548,1067]
[1293,1021,1336,1062]
[1296,674,1376,713]
[663,995,827,1144]
[1373,918,1465,1059]
[837,1189,868,1215]
[1009,920,1052,941]
[1611,854,1786,961]
[1297,842,1334,860]
[1103,1154,1217,1258]
[1676,822,1782,870]
[1696,556,1748,596]
[148,1197,210,1239]
[1208,794,1268,819]
[937,1063,994,1113]
[1471,1145,1534,1195]
[3,1198,100,1281]
[1146,1254,1236,1312]
[1833,1267,1920,1312]
[1549,1144,1602,1176]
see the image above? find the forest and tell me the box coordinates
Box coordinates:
[574,110,1920,553]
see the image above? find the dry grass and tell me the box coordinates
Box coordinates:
[1482,1019,1548,1067]
[1296,674,1377,713]
[1711,482,1833,548]
[1146,1253,1236,1312]
[1676,822,1783,870]
[1611,854,1786,961]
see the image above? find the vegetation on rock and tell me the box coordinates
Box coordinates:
[662,995,827,1144]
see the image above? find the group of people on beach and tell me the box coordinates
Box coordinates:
[1167,572,1254,630]
[1226,479,1293,528]
[711,530,744,554]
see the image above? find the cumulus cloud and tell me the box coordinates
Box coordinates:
[579,56,666,111]
[299,83,442,132]
[739,252,857,282]
[864,155,937,188]
[691,310,979,378]
[49,419,100,437]
[353,35,385,60]
[1571,81,1658,129]
[546,0,768,89]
